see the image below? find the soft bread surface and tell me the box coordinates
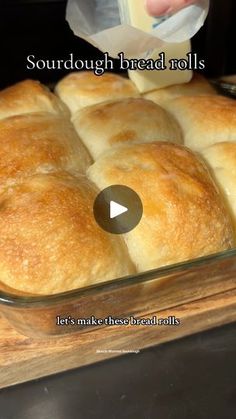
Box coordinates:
[144,73,216,107]
[201,142,236,230]
[165,95,236,150]
[0,80,69,120]
[55,72,139,113]
[0,113,92,185]
[88,142,234,272]
[0,172,134,295]
[72,98,183,160]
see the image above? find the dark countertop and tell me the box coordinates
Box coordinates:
[1,322,236,419]
[0,2,236,418]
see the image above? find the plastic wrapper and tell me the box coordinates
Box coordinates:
[66,0,209,58]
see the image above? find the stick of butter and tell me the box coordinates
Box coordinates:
[121,0,192,93]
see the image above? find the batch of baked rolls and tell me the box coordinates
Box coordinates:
[0,72,235,295]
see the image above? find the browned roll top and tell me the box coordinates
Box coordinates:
[88,142,235,271]
[0,75,235,296]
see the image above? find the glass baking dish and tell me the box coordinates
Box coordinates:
[0,248,236,338]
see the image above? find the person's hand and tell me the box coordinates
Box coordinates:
[146,0,198,16]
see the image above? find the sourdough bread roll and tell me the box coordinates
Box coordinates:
[0,80,69,120]
[0,172,134,295]
[144,73,216,107]
[201,142,236,230]
[0,113,92,185]
[72,98,183,160]
[55,72,139,113]
[88,142,234,272]
[165,95,236,150]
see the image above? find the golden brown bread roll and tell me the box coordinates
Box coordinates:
[201,142,236,230]
[0,80,69,120]
[72,98,183,160]
[0,172,135,295]
[55,72,139,113]
[144,73,216,107]
[165,95,236,150]
[88,142,234,272]
[0,113,92,185]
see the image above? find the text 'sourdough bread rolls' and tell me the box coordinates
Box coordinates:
[0,80,70,120]
[0,172,134,295]
[0,113,92,185]
[201,142,236,229]
[55,72,139,114]
[144,73,217,108]
[72,98,183,160]
[165,95,236,150]
[88,142,234,272]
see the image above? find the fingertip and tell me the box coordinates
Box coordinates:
[145,0,171,16]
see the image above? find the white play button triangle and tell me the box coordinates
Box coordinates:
[94,185,143,234]
[110,200,128,219]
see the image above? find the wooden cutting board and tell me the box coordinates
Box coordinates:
[1,287,236,389]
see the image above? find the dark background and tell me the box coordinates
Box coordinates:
[0,2,236,417]
[0,0,235,89]
[1,323,236,419]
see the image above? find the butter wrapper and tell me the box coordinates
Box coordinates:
[66,0,209,58]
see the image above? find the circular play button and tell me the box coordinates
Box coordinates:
[93,185,143,234]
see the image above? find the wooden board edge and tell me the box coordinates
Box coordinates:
[1,288,236,389]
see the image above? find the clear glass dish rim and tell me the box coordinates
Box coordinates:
[211,78,236,96]
[1,248,236,308]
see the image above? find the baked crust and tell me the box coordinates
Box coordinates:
[201,141,236,231]
[165,95,236,150]
[73,98,183,160]
[144,73,216,107]
[0,80,69,119]
[88,142,235,271]
[0,112,92,185]
[55,72,139,113]
[0,172,135,295]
